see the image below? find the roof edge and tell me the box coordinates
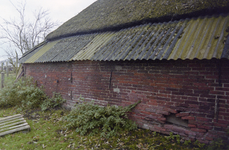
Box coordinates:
[221,31,229,59]
[19,41,47,61]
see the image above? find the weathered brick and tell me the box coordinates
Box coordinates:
[24,59,229,143]
[154,126,166,132]
[205,136,214,141]
[197,125,213,130]
[188,124,196,128]
[195,138,209,144]
[196,117,210,122]
[209,90,225,95]
[191,128,207,133]
[176,112,190,117]
[184,130,196,136]
[213,123,228,128]
[164,108,177,114]
[156,110,170,115]
[165,124,193,136]
[182,116,195,120]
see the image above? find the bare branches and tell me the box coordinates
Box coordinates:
[0,1,58,56]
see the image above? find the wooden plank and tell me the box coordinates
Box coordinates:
[0,116,23,124]
[1,63,3,72]
[16,65,23,80]
[0,120,26,130]
[0,118,24,126]
[0,114,30,137]
[1,72,4,89]
[0,114,22,122]
[0,115,23,123]
[6,62,9,77]
[0,125,30,137]
[0,115,22,121]
[0,123,29,132]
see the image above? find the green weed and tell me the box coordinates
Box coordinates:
[0,76,65,111]
[65,99,140,138]
[0,107,228,150]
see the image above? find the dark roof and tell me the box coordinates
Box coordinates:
[19,14,229,64]
[46,0,229,41]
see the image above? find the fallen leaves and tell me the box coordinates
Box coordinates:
[0,107,205,150]
[42,144,46,149]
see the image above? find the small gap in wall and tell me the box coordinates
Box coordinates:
[70,72,73,83]
[217,60,222,87]
[165,114,188,128]
[214,98,219,122]
[109,70,113,89]
[176,110,182,113]
[71,91,72,100]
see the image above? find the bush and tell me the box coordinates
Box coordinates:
[0,77,45,108]
[41,93,66,111]
[0,76,65,110]
[65,99,141,137]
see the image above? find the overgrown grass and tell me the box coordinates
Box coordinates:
[0,76,65,110]
[65,99,140,138]
[0,75,228,149]
[0,107,74,149]
[0,73,16,87]
[0,107,209,150]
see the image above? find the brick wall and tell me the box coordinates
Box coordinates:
[24,59,229,143]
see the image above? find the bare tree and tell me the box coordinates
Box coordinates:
[0,0,58,73]
[0,1,58,56]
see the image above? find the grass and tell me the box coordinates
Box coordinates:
[0,72,16,87]
[0,107,210,150]
[0,107,74,149]
[0,74,227,150]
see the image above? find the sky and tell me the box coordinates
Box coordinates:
[0,0,97,61]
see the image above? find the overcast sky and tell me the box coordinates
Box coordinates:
[0,0,97,61]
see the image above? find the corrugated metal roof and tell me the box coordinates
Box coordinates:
[169,15,229,60]
[19,41,47,63]
[34,34,96,63]
[91,22,186,61]
[25,41,59,63]
[222,32,229,59]
[71,32,115,61]
[20,14,229,63]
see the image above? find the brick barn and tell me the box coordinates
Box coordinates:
[19,0,229,143]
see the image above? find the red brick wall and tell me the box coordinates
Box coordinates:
[24,59,229,143]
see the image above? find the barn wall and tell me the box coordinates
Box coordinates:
[24,59,229,143]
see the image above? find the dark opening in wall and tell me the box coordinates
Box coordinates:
[165,114,188,127]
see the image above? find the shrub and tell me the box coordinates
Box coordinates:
[0,76,65,110]
[65,99,141,137]
[41,92,66,111]
[0,77,45,108]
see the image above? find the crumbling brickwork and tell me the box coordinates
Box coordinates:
[24,59,229,143]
